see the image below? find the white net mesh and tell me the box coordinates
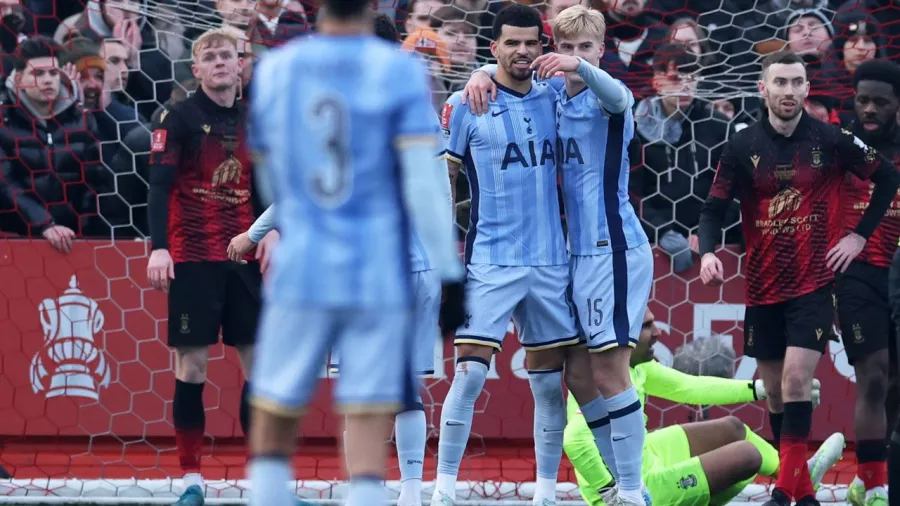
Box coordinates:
[0,0,878,502]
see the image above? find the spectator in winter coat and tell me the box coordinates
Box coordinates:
[631,43,739,272]
[0,36,111,251]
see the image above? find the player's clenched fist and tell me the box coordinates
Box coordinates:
[699,252,725,285]
[227,231,256,264]
[147,249,175,293]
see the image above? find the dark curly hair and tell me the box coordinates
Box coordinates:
[12,35,62,71]
[853,59,900,98]
[492,3,542,42]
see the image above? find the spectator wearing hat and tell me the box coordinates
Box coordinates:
[747,0,835,50]
[831,9,887,121]
[64,37,149,239]
[779,10,847,107]
[401,16,451,110]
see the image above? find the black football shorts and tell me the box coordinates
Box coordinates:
[835,261,894,365]
[167,261,262,348]
[743,284,834,360]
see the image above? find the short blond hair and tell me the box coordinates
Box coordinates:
[551,5,606,44]
[192,27,240,60]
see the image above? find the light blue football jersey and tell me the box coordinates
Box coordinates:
[557,84,648,255]
[408,112,447,272]
[443,81,567,266]
[250,35,436,306]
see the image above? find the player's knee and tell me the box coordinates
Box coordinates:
[855,354,890,407]
[721,415,747,443]
[734,441,763,477]
[175,347,209,383]
[590,352,631,396]
[781,369,813,400]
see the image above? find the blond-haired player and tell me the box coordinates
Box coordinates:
[463,6,652,506]
[147,27,276,506]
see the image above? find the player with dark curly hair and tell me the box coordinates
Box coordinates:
[838,59,900,506]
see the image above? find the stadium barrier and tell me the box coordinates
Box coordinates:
[0,239,860,502]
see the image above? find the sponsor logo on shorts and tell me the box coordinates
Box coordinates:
[815,328,823,341]
[677,475,698,489]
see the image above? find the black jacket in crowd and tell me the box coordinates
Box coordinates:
[631,99,741,243]
[0,74,111,237]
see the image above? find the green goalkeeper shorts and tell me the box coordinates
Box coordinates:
[643,426,710,506]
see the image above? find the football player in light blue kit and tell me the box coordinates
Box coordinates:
[231,18,453,506]
[433,5,595,506]
[243,2,465,506]
[462,6,654,506]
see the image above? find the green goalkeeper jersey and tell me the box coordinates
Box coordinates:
[565,360,759,429]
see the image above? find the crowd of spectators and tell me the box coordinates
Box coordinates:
[0,0,895,271]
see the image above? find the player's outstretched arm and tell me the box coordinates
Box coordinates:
[573,57,631,114]
[642,361,757,406]
[460,64,559,115]
[698,141,740,285]
[644,361,823,408]
[529,53,631,114]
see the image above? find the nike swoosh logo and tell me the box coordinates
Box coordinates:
[445,421,465,427]
[589,332,603,339]
[612,435,632,441]
[541,428,563,433]
[492,109,509,117]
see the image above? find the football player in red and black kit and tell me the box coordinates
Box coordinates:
[837,60,900,506]
[145,28,276,506]
[698,51,900,506]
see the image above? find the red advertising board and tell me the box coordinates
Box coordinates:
[0,240,858,443]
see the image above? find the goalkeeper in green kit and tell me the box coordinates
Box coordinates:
[564,308,846,506]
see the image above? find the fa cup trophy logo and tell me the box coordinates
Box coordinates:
[29,275,110,400]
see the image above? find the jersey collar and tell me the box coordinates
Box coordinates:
[194,87,240,114]
[760,109,812,140]
[492,77,531,99]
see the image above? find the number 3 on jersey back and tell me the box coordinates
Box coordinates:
[308,94,351,209]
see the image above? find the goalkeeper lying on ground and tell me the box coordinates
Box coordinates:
[564,308,846,506]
